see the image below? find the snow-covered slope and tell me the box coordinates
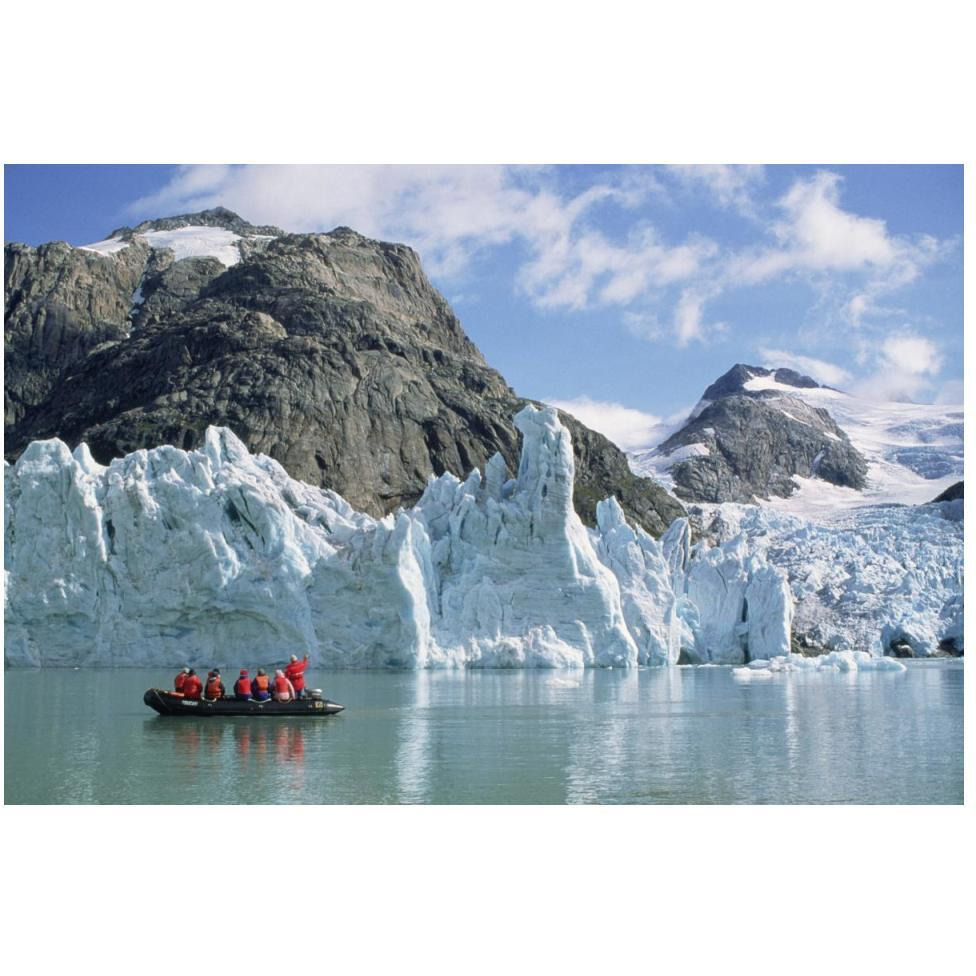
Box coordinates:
[80,225,273,267]
[740,376,963,513]
[4,407,791,669]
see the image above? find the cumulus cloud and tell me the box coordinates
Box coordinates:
[757,347,853,388]
[126,164,711,310]
[880,334,943,376]
[125,165,955,373]
[849,331,945,402]
[544,397,666,452]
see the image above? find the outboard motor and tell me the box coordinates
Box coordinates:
[308,689,324,700]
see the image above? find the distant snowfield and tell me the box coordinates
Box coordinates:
[79,225,270,267]
[742,376,963,513]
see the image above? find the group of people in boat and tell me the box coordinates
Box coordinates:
[174,654,310,703]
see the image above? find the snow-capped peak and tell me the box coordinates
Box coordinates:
[630,363,963,516]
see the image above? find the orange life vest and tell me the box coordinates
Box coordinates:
[253,674,270,693]
[174,672,187,691]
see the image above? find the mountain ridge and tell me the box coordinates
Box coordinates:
[4,211,684,536]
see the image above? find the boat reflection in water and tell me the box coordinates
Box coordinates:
[142,717,316,801]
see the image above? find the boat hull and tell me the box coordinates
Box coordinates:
[144,688,344,717]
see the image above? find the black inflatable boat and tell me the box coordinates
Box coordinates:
[144,688,345,717]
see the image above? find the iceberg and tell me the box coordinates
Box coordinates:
[2,407,806,669]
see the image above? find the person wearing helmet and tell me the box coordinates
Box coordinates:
[284,653,310,699]
[174,667,191,693]
[233,669,252,701]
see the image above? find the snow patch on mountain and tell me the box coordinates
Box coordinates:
[4,407,792,669]
[79,225,272,267]
[79,236,131,256]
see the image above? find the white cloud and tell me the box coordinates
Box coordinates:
[126,165,955,363]
[848,331,944,402]
[127,164,709,313]
[544,396,666,452]
[668,164,766,214]
[880,334,942,376]
[757,347,853,388]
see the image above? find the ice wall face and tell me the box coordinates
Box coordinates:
[701,504,963,658]
[4,407,789,668]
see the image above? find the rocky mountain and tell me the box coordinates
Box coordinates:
[632,364,868,504]
[4,209,683,536]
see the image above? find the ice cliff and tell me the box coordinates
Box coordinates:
[700,503,963,659]
[4,406,792,668]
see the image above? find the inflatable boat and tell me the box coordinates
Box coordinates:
[144,688,345,717]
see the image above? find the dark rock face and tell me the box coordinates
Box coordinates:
[700,363,822,402]
[5,212,684,536]
[4,239,147,427]
[657,364,868,503]
[930,481,963,503]
[109,206,284,240]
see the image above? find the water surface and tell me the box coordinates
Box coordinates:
[4,662,963,804]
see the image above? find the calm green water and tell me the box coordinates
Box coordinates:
[4,662,963,804]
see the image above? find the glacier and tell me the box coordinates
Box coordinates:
[698,502,963,659]
[4,406,795,669]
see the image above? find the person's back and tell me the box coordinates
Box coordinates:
[273,669,294,702]
[204,669,224,701]
[252,670,271,701]
[174,667,189,692]
[183,670,202,700]
[234,669,252,701]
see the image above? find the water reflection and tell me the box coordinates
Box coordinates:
[4,664,963,804]
[395,670,431,803]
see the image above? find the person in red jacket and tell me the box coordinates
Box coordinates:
[204,669,225,701]
[182,669,203,700]
[174,667,190,692]
[284,653,310,699]
[233,669,252,701]
[273,669,295,702]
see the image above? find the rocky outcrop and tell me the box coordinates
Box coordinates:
[930,481,963,503]
[109,206,284,240]
[649,364,868,503]
[5,211,683,536]
[4,239,147,427]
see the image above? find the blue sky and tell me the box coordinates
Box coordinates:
[5,164,963,450]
